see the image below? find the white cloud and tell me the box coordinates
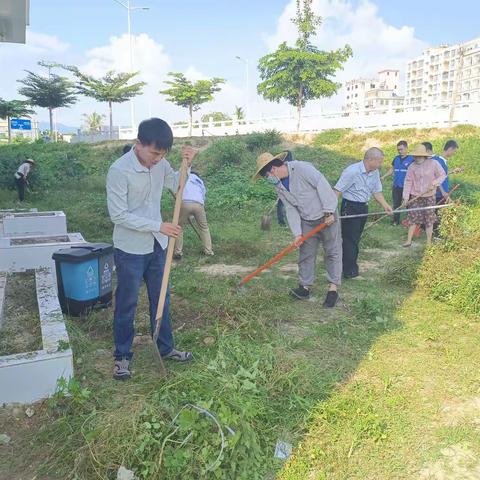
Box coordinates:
[263,0,429,112]
[78,33,173,127]
[0,30,70,98]
[26,31,70,54]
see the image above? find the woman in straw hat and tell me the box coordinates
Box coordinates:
[253,151,342,308]
[401,144,446,247]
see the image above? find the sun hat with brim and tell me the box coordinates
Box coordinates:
[410,145,433,157]
[25,158,36,164]
[252,151,288,180]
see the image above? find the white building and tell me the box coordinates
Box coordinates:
[405,37,480,111]
[344,70,403,112]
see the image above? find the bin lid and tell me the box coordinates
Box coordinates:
[52,242,113,263]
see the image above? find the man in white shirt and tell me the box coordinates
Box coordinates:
[173,172,214,259]
[106,118,198,380]
[14,158,35,202]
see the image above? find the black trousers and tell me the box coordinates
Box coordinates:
[392,186,403,225]
[340,199,368,277]
[15,177,25,201]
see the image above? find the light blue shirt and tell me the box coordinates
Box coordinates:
[183,173,206,205]
[334,160,382,203]
[106,147,184,254]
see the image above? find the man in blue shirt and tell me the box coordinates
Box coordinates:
[423,140,459,237]
[335,148,393,279]
[423,140,459,202]
[381,140,413,225]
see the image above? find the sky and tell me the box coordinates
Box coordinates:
[1,0,479,129]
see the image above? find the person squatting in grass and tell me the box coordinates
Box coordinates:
[106,118,197,380]
[334,147,393,279]
[381,140,414,225]
[13,158,35,203]
[401,144,446,247]
[253,151,342,308]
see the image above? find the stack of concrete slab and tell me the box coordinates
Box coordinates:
[0,210,86,279]
[0,210,83,404]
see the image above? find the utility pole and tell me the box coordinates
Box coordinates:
[449,46,465,126]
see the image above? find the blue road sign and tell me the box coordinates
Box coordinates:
[10,118,32,130]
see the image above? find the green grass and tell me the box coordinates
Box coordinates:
[1,127,480,479]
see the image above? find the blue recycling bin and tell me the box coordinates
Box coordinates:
[52,243,113,316]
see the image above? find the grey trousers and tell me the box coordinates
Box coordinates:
[298,217,342,287]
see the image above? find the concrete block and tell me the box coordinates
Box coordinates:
[0,211,67,238]
[0,268,74,405]
[0,233,86,277]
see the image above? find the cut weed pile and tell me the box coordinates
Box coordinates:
[0,270,42,356]
[1,126,480,479]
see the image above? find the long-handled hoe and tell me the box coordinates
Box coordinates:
[152,149,190,375]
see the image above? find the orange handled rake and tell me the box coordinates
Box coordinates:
[239,221,328,287]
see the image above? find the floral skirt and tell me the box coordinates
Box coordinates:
[407,196,437,227]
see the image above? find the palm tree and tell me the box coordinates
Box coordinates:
[18,70,77,139]
[67,68,145,137]
[234,105,245,121]
[82,112,105,133]
[0,99,35,142]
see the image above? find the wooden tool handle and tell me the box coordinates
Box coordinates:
[153,157,189,340]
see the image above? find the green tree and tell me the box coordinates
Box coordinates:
[18,67,77,139]
[81,112,105,133]
[159,73,225,136]
[0,99,35,142]
[257,0,352,131]
[234,105,245,121]
[200,111,231,124]
[67,68,146,137]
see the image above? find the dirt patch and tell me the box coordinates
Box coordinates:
[419,444,480,479]
[0,270,42,356]
[439,397,480,427]
[358,260,381,272]
[197,264,252,276]
[278,263,298,273]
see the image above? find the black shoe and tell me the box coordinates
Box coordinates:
[343,272,359,279]
[323,291,339,308]
[289,285,310,300]
[173,254,182,261]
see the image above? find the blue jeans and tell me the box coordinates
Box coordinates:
[113,240,174,360]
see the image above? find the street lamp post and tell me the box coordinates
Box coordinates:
[112,0,149,133]
[235,56,250,121]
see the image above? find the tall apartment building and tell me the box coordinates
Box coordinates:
[405,37,480,111]
[344,70,403,112]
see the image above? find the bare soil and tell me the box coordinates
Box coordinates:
[0,270,42,356]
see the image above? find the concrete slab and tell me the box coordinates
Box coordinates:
[0,233,86,277]
[0,211,67,237]
[0,267,74,405]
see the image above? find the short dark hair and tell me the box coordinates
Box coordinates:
[137,118,173,151]
[259,158,284,177]
[444,140,458,151]
[122,144,132,154]
[422,141,433,151]
[397,140,408,148]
